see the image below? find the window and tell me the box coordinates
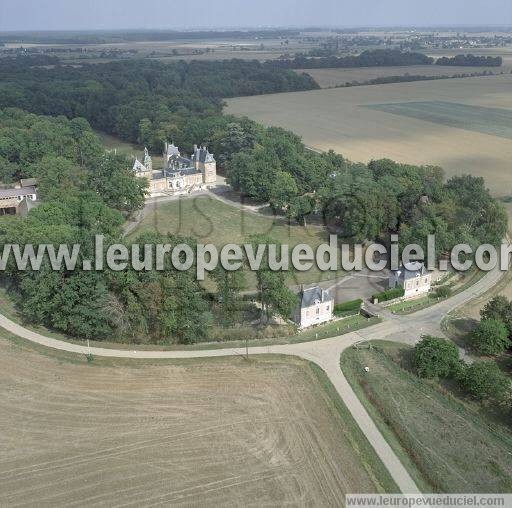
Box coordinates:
[316,308,320,315]
[326,305,330,311]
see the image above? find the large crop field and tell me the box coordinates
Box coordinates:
[341,341,512,493]
[0,333,395,506]
[302,65,511,88]
[226,74,512,197]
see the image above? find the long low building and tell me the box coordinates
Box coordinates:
[0,182,37,215]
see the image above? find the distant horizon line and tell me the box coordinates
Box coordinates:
[1,24,512,35]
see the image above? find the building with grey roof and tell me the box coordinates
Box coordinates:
[0,184,37,215]
[293,285,334,329]
[389,261,431,298]
[133,142,216,196]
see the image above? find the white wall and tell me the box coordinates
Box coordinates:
[299,300,333,328]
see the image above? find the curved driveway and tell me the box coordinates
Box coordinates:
[0,263,504,494]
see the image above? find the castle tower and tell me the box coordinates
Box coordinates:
[143,147,152,172]
[192,145,216,184]
[163,141,180,170]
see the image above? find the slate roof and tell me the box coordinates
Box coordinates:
[193,146,215,163]
[133,159,147,172]
[20,178,37,187]
[393,262,427,281]
[0,186,36,199]
[165,143,180,157]
[299,286,331,308]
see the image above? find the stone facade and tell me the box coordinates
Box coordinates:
[133,143,216,196]
[389,262,431,298]
[294,285,334,329]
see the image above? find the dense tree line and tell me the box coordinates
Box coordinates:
[0,56,318,150]
[0,29,302,45]
[339,70,498,88]
[227,131,507,254]
[436,54,502,66]
[267,49,434,70]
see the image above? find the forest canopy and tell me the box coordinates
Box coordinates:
[0,56,507,344]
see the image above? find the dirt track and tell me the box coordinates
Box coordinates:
[0,337,384,507]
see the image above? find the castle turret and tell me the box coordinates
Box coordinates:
[192,145,216,184]
[143,147,152,172]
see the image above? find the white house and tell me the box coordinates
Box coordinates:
[293,285,334,328]
[389,261,431,298]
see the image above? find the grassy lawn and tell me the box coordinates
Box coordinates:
[127,194,345,286]
[97,130,142,155]
[341,341,512,493]
[97,130,164,168]
[386,296,433,314]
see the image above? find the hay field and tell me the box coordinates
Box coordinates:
[226,74,512,197]
[301,65,511,88]
[0,333,394,506]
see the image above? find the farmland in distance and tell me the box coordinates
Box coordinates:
[226,74,512,197]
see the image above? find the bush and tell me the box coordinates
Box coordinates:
[372,287,405,303]
[472,319,511,356]
[334,299,362,315]
[435,285,452,298]
[461,361,511,405]
[481,295,512,335]
[413,336,461,379]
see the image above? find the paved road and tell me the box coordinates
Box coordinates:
[0,262,503,494]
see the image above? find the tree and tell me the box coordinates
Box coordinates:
[137,118,153,146]
[211,265,246,327]
[33,155,85,200]
[249,234,297,323]
[226,146,281,201]
[413,336,460,379]
[268,171,298,211]
[481,296,512,336]
[472,319,510,356]
[462,361,511,405]
[159,272,213,344]
[258,270,298,323]
[88,153,147,214]
[215,121,257,166]
[20,270,115,339]
[287,194,315,226]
